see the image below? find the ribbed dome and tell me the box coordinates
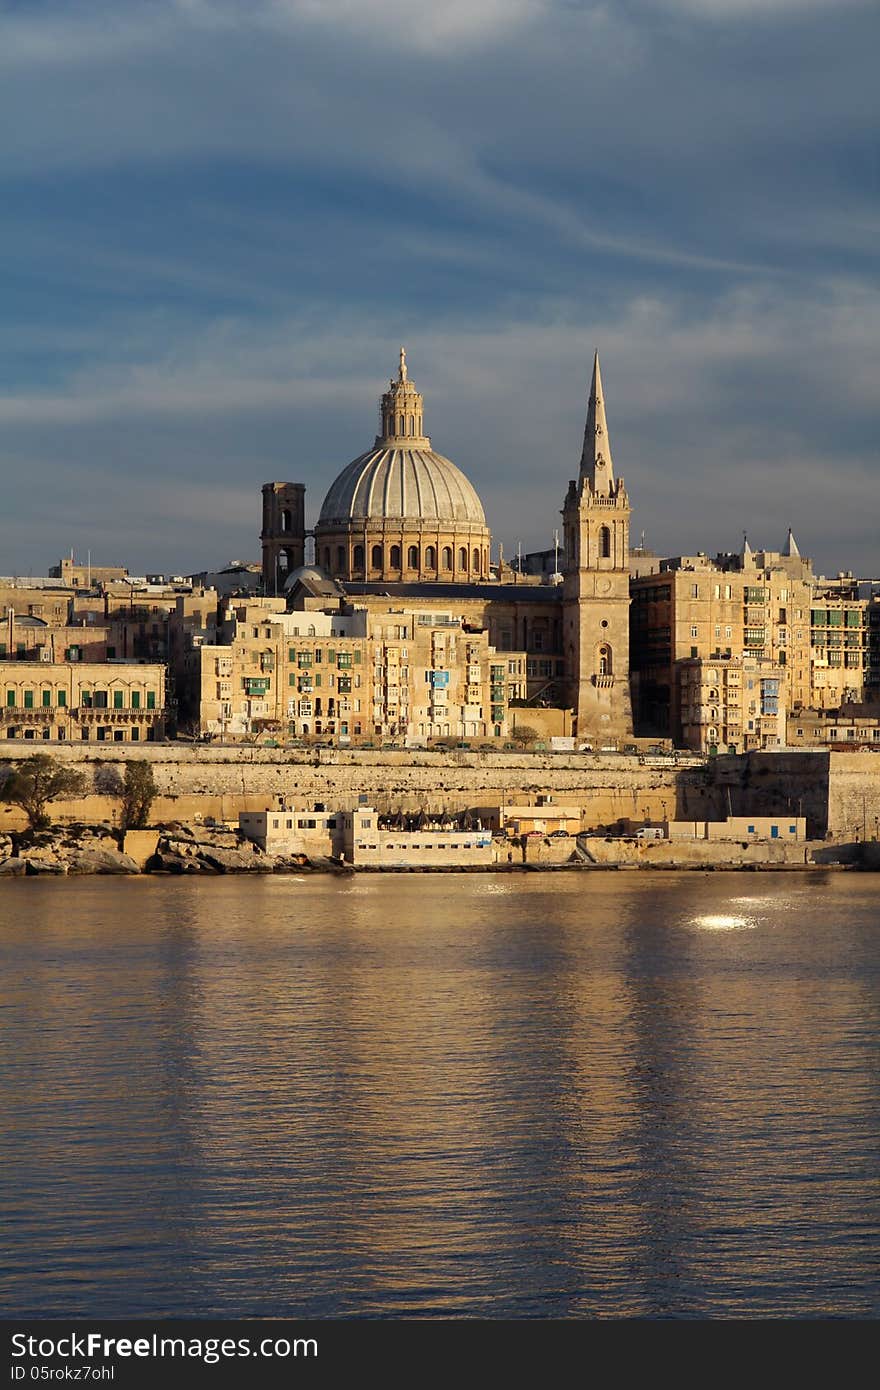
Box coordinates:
[318,446,486,527]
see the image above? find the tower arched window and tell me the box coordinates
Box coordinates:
[371,544,383,569]
[390,545,401,569]
[353,544,364,570]
[598,644,612,676]
[472,547,480,574]
[336,546,345,572]
[409,415,415,435]
[425,545,436,569]
[599,526,611,559]
[281,509,291,533]
[459,547,468,571]
[407,545,419,569]
[322,548,330,569]
[442,546,452,570]
[398,415,405,435]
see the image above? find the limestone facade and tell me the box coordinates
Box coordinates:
[196,603,527,743]
[1,661,166,743]
[630,542,876,746]
[679,654,787,754]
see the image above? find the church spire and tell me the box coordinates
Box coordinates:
[579,352,615,496]
[783,526,800,558]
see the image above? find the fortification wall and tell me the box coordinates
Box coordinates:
[0,745,702,832]
[3,744,875,843]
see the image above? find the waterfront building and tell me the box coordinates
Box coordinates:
[337,805,494,868]
[665,815,807,842]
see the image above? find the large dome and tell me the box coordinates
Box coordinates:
[318,445,486,527]
[313,349,491,585]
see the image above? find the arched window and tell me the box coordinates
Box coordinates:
[398,415,405,435]
[599,526,611,559]
[598,644,612,676]
[459,547,468,571]
[425,545,436,569]
[353,544,364,570]
[322,548,330,569]
[281,509,291,533]
[442,546,452,570]
[390,545,401,569]
[336,546,345,572]
[472,547,480,573]
[408,415,415,435]
[371,544,383,569]
[407,545,419,569]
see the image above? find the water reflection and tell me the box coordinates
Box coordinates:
[1,872,879,1317]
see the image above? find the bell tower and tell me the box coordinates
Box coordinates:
[562,353,633,740]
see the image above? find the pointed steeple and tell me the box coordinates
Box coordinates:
[742,532,752,561]
[783,527,800,558]
[579,352,615,496]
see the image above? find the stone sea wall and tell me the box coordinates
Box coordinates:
[1,744,878,844]
[0,745,705,833]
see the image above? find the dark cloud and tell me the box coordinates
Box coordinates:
[0,0,877,577]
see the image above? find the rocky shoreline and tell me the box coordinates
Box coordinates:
[0,822,349,877]
[0,821,870,876]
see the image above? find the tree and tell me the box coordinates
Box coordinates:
[511,723,540,748]
[120,760,157,830]
[0,754,87,830]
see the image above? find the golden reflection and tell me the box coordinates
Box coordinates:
[691,913,756,931]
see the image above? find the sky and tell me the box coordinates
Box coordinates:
[0,0,877,579]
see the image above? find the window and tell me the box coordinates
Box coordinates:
[459,547,468,571]
[336,546,345,571]
[691,583,699,598]
[371,544,383,569]
[425,545,436,569]
[599,527,611,559]
[5,690,13,707]
[113,690,124,709]
[472,547,480,572]
[390,545,401,569]
[58,691,67,708]
[24,690,33,709]
[407,545,419,569]
[691,625,699,639]
[146,691,156,710]
[42,690,51,707]
[442,547,452,570]
[353,544,364,569]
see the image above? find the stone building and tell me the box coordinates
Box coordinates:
[265,349,635,743]
[196,600,527,744]
[629,535,875,747]
[679,654,787,754]
[1,661,166,742]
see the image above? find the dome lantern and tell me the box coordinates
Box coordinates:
[378,346,429,445]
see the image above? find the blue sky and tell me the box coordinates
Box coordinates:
[1,0,877,578]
